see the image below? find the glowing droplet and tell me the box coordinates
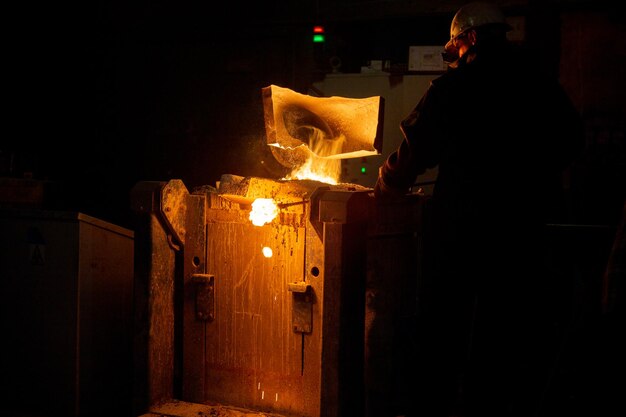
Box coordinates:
[249,198,279,226]
[262,247,273,258]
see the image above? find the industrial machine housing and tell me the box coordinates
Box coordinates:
[131,175,423,417]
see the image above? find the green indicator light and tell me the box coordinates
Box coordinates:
[313,34,325,43]
[361,166,366,174]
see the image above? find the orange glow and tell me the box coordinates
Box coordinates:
[249,198,279,226]
[282,127,344,184]
[285,155,339,184]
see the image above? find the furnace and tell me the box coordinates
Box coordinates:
[131,86,424,417]
[132,175,372,415]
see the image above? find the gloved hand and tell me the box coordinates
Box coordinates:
[374,167,406,202]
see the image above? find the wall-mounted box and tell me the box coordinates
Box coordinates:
[408,46,446,72]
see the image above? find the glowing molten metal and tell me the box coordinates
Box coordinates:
[249,198,279,226]
[276,124,343,184]
[285,158,339,184]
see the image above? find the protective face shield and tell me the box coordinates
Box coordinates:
[442,2,511,64]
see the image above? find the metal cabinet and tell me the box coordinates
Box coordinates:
[0,209,134,417]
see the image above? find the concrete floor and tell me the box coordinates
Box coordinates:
[140,400,287,417]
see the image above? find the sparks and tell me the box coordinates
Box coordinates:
[249,198,279,226]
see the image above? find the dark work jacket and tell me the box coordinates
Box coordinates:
[379,41,583,207]
[378,40,584,247]
[377,39,585,312]
[376,40,585,417]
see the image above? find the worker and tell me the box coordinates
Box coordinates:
[375,2,585,416]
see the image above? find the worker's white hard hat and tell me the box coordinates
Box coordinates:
[444,2,511,52]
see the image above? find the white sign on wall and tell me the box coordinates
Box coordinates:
[408,46,446,72]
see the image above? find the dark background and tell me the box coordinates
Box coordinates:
[3,0,625,231]
[1,2,624,416]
